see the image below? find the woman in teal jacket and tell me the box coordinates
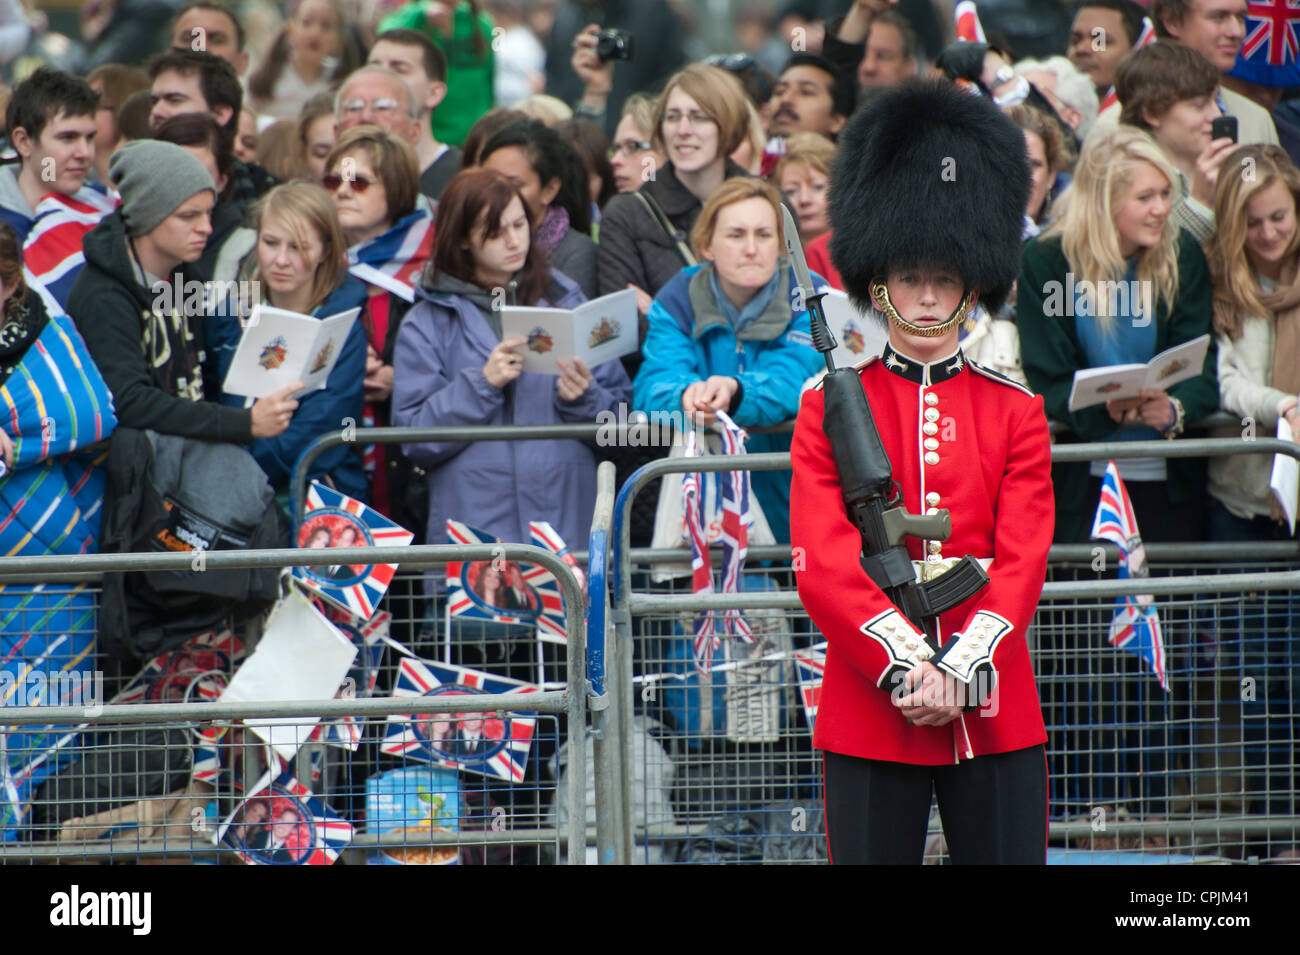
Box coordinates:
[633,178,823,543]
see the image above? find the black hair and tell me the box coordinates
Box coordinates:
[480,119,592,236]
[173,2,246,52]
[781,53,855,119]
[556,117,616,210]
[5,67,98,151]
[1073,0,1147,48]
[373,28,448,84]
[154,112,235,202]
[148,49,243,135]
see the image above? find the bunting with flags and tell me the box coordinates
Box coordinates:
[1090,461,1169,692]
[381,657,538,782]
[346,207,434,303]
[681,412,755,674]
[444,520,567,642]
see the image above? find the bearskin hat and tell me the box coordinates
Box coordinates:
[828,78,1030,314]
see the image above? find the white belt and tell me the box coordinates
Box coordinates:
[911,556,993,583]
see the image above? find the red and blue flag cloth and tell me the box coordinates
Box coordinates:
[794,641,827,733]
[346,206,434,305]
[682,411,754,674]
[219,768,353,866]
[381,656,538,783]
[953,1,987,43]
[21,190,118,310]
[1099,17,1157,112]
[444,520,567,642]
[1090,461,1169,692]
[293,482,413,619]
[1229,1,1300,87]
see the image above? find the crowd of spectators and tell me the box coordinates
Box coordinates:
[0,0,1297,855]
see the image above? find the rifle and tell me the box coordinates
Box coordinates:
[782,206,988,652]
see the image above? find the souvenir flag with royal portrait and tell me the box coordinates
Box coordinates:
[444,520,567,642]
[681,412,755,674]
[794,642,828,733]
[1091,461,1169,692]
[218,768,353,866]
[381,657,538,782]
[294,482,413,618]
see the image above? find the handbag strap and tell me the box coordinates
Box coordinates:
[632,190,698,268]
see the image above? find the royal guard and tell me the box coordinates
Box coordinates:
[790,78,1055,864]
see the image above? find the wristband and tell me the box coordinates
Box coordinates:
[1161,396,1185,439]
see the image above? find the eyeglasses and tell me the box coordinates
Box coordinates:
[704,52,771,102]
[662,110,716,129]
[609,139,653,158]
[339,97,401,116]
[323,173,376,193]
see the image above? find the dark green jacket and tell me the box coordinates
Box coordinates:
[1016,229,1219,541]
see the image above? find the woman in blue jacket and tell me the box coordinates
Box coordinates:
[392,168,631,552]
[633,178,824,543]
[207,180,369,503]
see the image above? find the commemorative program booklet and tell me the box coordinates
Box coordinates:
[1271,417,1299,535]
[1067,334,1210,412]
[222,305,361,399]
[500,288,638,374]
[821,289,888,369]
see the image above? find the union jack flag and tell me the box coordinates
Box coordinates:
[21,189,117,309]
[219,769,353,866]
[681,412,754,674]
[381,657,538,783]
[794,642,827,733]
[346,206,434,303]
[1099,17,1157,112]
[1243,1,1300,66]
[1090,461,1169,692]
[954,1,986,43]
[293,482,414,619]
[444,520,567,642]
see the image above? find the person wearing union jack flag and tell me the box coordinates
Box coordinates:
[791,79,1055,864]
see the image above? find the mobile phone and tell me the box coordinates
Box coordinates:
[1211,115,1238,143]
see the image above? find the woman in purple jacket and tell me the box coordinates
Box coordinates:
[392,169,632,552]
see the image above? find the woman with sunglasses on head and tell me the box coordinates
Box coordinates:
[597,64,757,333]
[323,125,434,525]
[480,119,599,299]
[392,168,631,554]
[207,180,369,502]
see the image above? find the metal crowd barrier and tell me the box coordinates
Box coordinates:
[0,544,588,865]
[601,437,1300,864]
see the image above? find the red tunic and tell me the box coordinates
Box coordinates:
[791,343,1054,764]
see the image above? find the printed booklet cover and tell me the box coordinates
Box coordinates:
[500,288,637,374]
[222,304,360,398]
[1067,334,1209,411]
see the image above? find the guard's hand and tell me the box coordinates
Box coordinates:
[896,661,964,727]
[484,337,526,389]
[250,381,303,438]
[556,357,593,402]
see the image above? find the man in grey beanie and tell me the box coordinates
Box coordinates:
[66,138,300,444]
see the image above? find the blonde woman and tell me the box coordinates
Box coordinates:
[632,177,823,543]
[208,180,369,499]
[1206,145,1300,541]
[772,131,835,242]
[1018,124,1217,544]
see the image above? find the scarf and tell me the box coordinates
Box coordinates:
[0,292,49,388]
[424,271,506,339]
[347,208,435,303]
[535,205,570,258]
[1214,256,1300,396]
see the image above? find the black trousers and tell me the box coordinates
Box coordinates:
[823,744,1048,864]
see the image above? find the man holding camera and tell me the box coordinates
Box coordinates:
[549,0,686,134]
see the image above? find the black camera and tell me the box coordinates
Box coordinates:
[595,29,634,63]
